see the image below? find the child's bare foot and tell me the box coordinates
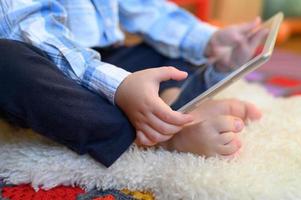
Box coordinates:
[158,99,262,157]
[160,115,243,156]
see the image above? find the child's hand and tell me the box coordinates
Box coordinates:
[115,67,193,146]
[205,17,268,72]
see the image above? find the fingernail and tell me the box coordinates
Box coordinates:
[235,119,243,130]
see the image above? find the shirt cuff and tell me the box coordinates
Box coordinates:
[84,62,131,104]
[204,65,231,88]
[180,22,217,65]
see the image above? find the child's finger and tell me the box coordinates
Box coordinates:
[238,17,261,34]
[136,130,156,146]
[140,124,173,144]
[153,66,188,82]
[153,98,193,126]
[248,28,269,51]
[147,113,182,135]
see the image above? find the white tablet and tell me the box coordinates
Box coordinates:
[176,12,283,113]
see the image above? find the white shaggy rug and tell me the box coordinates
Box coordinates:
[1,80,301,200]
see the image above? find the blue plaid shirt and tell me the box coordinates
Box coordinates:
[0,0,222,103]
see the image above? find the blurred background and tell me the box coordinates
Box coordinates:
[171,0,301,51]
[169,0,301,97]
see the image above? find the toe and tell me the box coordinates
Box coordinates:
[218,138,241,155]
[219,132,235,144]
[213,115,244,133]
[245,102,262,121]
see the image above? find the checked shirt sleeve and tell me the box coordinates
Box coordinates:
[119,0,217,66]
[118,0,230,88]
[0,0,130,103]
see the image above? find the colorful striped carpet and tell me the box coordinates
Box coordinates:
[0,181,154,200]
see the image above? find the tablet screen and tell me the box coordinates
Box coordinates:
[170,19,273,111]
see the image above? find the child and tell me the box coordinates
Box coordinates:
[0,40,261,167]
[0,0,264,167]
